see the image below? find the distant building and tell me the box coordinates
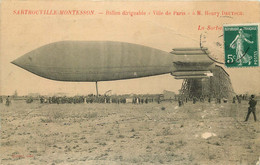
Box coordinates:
[53,93,67,97]
[163,90,176,100]
[28,93,40,97]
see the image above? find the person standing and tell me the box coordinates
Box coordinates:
[232,96,236,103]
[178,98,182,107]
[193,97,196,104]
[5,96,11,106]
[245,95,257,122]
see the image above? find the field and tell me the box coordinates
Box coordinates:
[1,100,260,165]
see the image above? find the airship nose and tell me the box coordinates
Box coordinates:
[11,58,22,68]
[11,53,49,79]
[11,54,34,71]
[11,59,19,67]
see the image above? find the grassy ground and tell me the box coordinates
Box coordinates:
[1,100,260,165]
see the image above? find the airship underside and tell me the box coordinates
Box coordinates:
[11,41,214,81]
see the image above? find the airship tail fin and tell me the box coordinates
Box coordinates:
[170,48,215,79]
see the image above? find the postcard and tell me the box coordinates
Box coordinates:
[1,1,260,164]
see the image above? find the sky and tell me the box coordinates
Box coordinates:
[0,1,260,96]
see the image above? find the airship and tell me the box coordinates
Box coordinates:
[11,41,214,95]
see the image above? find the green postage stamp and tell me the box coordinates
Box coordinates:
[224,23,260,67]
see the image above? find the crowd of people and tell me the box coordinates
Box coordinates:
[36,95,157,104]
[0,94,257,121]
[233,94,249,103]
[0,94,253,106]
[177,94,250,107]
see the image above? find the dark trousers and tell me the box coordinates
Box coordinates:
[245,108,256,121]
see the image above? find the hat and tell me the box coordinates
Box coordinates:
[251,95,255,98]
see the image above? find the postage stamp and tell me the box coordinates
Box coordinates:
[223,23,260,67]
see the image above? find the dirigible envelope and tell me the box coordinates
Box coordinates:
[12,41,175,81]
[12,41,214,82]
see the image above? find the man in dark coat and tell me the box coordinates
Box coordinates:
[245,95,257,122]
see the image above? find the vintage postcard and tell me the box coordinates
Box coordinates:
[0,0,260,165]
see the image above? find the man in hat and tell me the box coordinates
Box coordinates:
[245,95,257,122]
